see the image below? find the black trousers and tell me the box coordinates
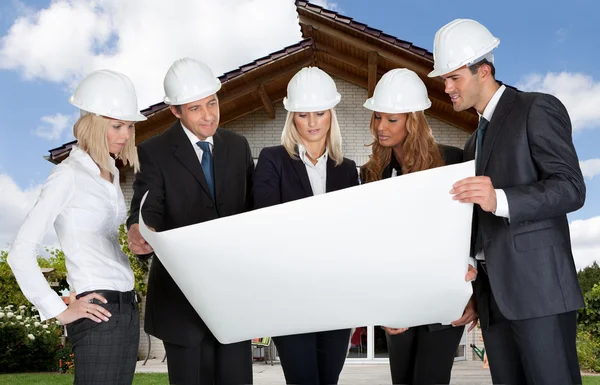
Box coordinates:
[273,329,351,385]
[66,290,140,385]
[386,325,464,385]
[163,334,252,385]
[477,263,582,384]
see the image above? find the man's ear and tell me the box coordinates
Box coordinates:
[169,105,181,119]
[478,63,492,81]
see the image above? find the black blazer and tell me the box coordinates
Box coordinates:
[253,145,359,208]
[379,144,463,179]
[127,121,254,346]
[361,144,464,332]
[466,87,585,325]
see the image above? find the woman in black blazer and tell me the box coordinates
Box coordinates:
[360,69,465,385]
[254,67,358,385]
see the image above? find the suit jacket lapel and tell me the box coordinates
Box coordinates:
[212,128,227,201]
[480,87,516,174]
[464,134,476,162]
[325,157,336,192]
[381,164,393,179]
[171,122,213,199]
[289,154,313,197]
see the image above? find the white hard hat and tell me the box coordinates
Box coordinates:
[428,19,500,78]
[69,69,147,121]
[163,57,222,105]
[283,67,341,112]
[364,69,432,114]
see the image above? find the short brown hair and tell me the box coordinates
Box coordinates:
[468,59,496,78]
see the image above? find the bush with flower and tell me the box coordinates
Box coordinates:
[0,224,149,373]
[0,304,66,373]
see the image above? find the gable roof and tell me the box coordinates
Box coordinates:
[47,1,478,164]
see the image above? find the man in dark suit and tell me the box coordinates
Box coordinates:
[126,57,254,385]
[429,19,586,384]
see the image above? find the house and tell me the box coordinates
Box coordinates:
[46,1,483,363]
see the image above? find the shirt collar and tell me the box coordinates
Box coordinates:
[70,144,116,175]
[181,122,214,148]
[481,84,506,122]
[298,144,328,167]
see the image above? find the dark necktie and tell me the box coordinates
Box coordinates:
[473,117,490,256]
[196,141,215,200]
[475,117,489,174]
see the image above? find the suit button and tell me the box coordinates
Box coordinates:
[207,204,214,209]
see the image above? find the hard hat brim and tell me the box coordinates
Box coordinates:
[94,110,148,122]
[163,82,222,106]
[283,93,341,112]
[428,67,457,78]
[69,101,148,122]
[363,98,432,114]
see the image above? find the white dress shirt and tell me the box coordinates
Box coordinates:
[181,123,213,160]
[298,145,328,195]
[474,84,510,263]
[8,145,134,321]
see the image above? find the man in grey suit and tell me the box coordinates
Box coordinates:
[429,19,586,384]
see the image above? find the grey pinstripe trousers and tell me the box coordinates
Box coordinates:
[66,292,140,384]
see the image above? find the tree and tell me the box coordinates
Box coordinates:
[579,284,600,337]
[0,250,28,306]
[578,262,600,295]
[37,248,68,295]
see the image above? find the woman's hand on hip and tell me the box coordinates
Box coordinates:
[55,292,111,325]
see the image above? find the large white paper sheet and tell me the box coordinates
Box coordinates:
[139,161,475,344]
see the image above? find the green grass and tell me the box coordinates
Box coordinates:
[0,373,169,384]
[584,375,600,385]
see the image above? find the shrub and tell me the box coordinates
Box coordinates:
[578,262,600,295]
[0,305,65,373]
[579,284,600,338]
[577,329,600,373]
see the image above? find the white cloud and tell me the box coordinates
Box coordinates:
[0,174,58,250]
[34,113,74,141]
[0,0,303,109]
[311,0,341,11]
[580,158,600,179]
[517,72,600,131]
[570,216,600,270]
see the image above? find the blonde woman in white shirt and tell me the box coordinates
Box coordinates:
[8,69,146,385]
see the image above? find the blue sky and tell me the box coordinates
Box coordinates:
[0,0,599,266]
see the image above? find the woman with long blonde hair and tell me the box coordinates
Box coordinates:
[254,67,358,385]
[361,69,464,385]
[8,70,146,384]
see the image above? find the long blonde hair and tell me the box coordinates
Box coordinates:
[361,111,444,182]
[281,109,343,165]
[73,114,140,174]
